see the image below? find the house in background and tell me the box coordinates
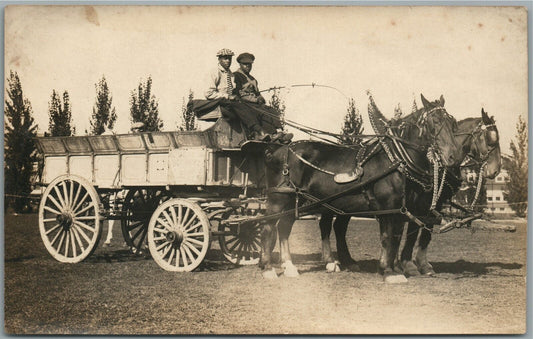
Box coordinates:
[484,154,514,216]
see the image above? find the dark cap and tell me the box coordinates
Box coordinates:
[237,52,255,64]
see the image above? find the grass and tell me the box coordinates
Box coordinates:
[4,213,527,334]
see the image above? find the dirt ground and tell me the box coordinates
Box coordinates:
[3,213,527,334]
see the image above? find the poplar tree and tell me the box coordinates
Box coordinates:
[90,76,117,135]
[130,76,163,131]
[505,115,528,217]
[48,90,74,136]
[4,71,38,212]
[340,98,363,145]
[179,90,196,131]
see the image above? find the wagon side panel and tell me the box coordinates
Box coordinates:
[168,147,207,185]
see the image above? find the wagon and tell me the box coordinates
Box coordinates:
[35,115,267,271]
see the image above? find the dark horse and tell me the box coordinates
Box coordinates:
[320,108,501,277]
[243,94,462,281]
[399,108,501,276]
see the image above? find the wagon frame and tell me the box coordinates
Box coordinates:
[36,116,267,271]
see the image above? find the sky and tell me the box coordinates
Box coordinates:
[4,5,528,153]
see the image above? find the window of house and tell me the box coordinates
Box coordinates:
[491,207,495,211]
[497,176,503,182]
[500,208,505,211]
[496,196,501,201]
[487,197,493,201]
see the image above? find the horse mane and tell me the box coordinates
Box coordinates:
[367,92,389,135]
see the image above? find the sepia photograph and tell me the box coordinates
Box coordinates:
[3,4,529,334]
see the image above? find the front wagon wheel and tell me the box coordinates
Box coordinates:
[38,175,102,263]
[147,199,210,272]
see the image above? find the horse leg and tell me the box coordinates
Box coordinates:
[278,215,299,277]
[415,226,435,275]
[260,221,278,279]
[333,215,359,271]
[103,219,115,246]
[399,221,421,277]
[319,213,340,272]
[378,216,407,284]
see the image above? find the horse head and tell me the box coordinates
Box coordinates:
[413,94,461,167]
[472,108,501,179]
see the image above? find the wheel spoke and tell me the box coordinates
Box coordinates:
[73,192,89,213]
[153,235,166,241]
[45,223,62,235]
[64,230,71,256]
[175,247,181,267]
[162,210,175,229]
[225,236,239,246]
[49,228,64,246]
[71,182,82,211]
[73,224,91,244]
[74,220,96,233]
[156,240,170,252]
[62,181,70,208]
[43,218,57,223]
[181,206,191,228]
[228,238,241,252]
[184,221,202,233]
[75,203,95,217]
[170,205,179,229]
[71,226,86,252]
[185,237,204,247]
[167,248,175,264]
[56,231,66,253]
[153,225,169,234]
[183,241,201,256]
[53,186,67,209]
[156,217,173,232]
[180,247,188,266]
[182,214,197,230]
[183,244,196,264]
[69,180,75,208]
[46,195,64,214]
[130,223,145,242]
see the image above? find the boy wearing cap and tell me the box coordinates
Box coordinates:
[234,52,266,104]
[205,48,237,100]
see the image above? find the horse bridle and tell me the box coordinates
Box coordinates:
[457,120,499,165]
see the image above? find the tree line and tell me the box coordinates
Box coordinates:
[4,70,528,217]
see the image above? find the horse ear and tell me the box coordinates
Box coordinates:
[420,94,430,108]
[481,108,491,124]
[439,95,445,106]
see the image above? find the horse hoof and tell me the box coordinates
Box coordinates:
[344,263,361,272]
[402,261,421,277]
[384,274,408,284]
[282,262,300,277]
[420,266,436,276]
[262,268,278,279]
[326,261,341,273]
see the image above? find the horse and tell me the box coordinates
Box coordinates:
[398,108,501,276]
[242,94,462,281]
[319,108,501,276]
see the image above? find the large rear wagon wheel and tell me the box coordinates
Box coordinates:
[121,189,170,254]
[38,175,102,263]
[147,199,210,272]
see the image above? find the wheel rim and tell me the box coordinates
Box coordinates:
[39,175,101,263]
[148,199,210,272]
[121,189,169,254]
[218,217,261,265]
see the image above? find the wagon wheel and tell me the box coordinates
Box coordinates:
[147,199,210,271]
[121,189,170,254]
[211,209,262,265]
[38,175,102,263]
